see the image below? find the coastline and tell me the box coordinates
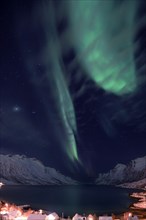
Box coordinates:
[0,185,146,219]
[1,199,146,220]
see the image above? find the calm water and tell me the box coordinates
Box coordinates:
[0,185,136,216]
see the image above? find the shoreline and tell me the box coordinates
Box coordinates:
[1,199,146,220]
[0,185,146,219]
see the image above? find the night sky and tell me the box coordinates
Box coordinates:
[0,0,146,181]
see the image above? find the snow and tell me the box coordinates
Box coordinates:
[0,154,77,185]
[119,178,146,189]
[95,156,146,188]
[132,157,146,171]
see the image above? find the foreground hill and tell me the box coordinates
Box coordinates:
[0,154,77,185]
[95,156,146,189]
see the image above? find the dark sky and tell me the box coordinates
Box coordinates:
[0,0,146,181]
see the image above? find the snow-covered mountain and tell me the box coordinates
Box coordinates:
[0,154,77,185]
[118,178,146,189]
[95,156,146,188]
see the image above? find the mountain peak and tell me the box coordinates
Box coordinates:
[0,154,78,185]
[95,156,146,188]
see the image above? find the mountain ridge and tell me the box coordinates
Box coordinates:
[95,156,146,188]
[1,154,146,188]
[0,154,78,185]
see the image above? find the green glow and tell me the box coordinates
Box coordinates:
[24,1,79,163]
[54,61,79,162]
[41,3,79,163]
[66,135,78,162]
[68,0,138,95]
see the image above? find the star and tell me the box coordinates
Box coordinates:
[32,111,36,114]
[12,105,21,112]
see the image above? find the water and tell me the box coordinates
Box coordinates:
[0,185,136,216]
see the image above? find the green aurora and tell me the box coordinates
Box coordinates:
[19,1,79,163]
[68,0,138,95]
[17,0,142,164]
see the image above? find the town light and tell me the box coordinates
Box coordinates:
[88,215,93,220]
[39,209,43,214]
[46,214,56,220]
[128,213,132,217]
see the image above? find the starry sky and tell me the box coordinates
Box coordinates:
[0,0,146,181]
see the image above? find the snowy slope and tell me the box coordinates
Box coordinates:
[119,178,146,189]
[0,154,77,185]
[95,156,146,187]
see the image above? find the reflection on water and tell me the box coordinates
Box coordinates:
[0,185,136,216]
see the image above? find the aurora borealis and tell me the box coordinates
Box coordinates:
[0,0,146,180]
[14,0,79,163]
[68,0,139,95]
